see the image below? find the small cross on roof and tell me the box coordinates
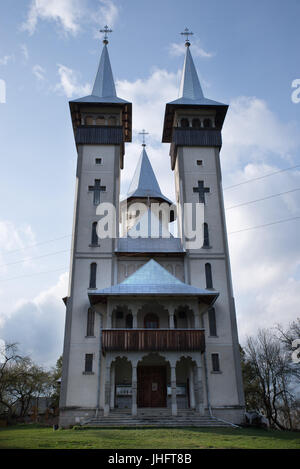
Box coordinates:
[139,129,149,147]
[100,25,113,44]
[180,27,193,45]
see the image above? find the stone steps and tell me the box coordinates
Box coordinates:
[81,411,233,428]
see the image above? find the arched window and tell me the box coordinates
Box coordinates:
[126,314,133,329]
[85,116,94,125]
[192,118,201,129]
[108,115,117,126]
[91,222,99,246]
[116,310,124,320]
[203,118,212,128]
[96,115,105,125]
[208,307,217,336]
[203,223,210,248]
[205,263,213,289]
[89,263,97,289]
[180,118,189,128]
[144,313,159,329]
[86,308,95,337]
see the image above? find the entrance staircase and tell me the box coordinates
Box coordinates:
[81,409,234,428]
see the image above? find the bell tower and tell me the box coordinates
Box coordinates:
[60,27,132,414]
[162,29,245,420]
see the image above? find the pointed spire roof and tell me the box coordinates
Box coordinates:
[125,147,172,204]
[162,37,228,143]
[169,43,225,107]
[179,45,204,100]
[88,259,219,303]
[92,43,116,98]
[70,41,129,105]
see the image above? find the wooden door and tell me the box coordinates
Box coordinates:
[137,366,167,407]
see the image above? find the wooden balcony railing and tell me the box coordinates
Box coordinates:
[102,329,205,353]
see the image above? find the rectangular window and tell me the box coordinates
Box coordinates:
[86,309,95,337]
[85,354,93,373]
[212,353,220,372]
[95,158,102,165]
[197,160,203,166]
[208,308,217,336]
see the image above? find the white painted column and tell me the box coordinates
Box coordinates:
[196,363,204,415]
[107,302,112,328]
[131,364,137,417]
[95,312,103,418]
[169,311,175,329]
[189,365,196,410]
[104,363,111,417]
[171,365,177,416]
[194,311,201,329]
[110,363,115,409]
[132,306,138,329]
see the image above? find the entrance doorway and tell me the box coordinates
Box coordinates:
[137,366,167,407]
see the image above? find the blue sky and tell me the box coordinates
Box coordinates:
[0,0,299,367]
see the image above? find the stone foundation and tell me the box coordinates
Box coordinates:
[208,406,245,425]
[59,408,100,428]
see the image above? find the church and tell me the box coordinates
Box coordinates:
[59,27,245,427]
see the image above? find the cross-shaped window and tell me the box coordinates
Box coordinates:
[88,179,106,206]
[193,181,210,204]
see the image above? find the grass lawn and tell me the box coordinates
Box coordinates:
[0,424,299,449]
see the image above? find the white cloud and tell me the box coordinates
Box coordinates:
[222,97,300,168]
[20,44,29,61]
[219,97,300,343]
[33,64,46,81]
[95,0,119,30]
[117,68,181,140]
[0,221,36,274]
[0,272,68,367]
[22,0,119,36]
[54,64,91,98]
[22,0,84,35]
[0,55,14,66]
[169,41,214,58]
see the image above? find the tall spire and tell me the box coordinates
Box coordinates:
[179,43,204,100]
[92,42,117,98]
[178,28,204,101]
[70,25,129,104]
[162,28,228,142]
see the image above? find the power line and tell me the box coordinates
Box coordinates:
[225,187,300,210]
[224,164,300,191]
[1,235,72,255]
[228,215,300,235]
[0,249,70,268]
[0,267,69,283]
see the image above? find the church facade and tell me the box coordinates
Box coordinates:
[59,30,245,427]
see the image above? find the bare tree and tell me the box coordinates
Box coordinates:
[0,343,51,420]
[0,343,26,417]
[245,329,296,430]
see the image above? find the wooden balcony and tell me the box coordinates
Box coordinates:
[102,329,205,353]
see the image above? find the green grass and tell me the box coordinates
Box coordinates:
[0,424,299,449]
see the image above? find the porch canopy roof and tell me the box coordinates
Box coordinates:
[88,259,219,306]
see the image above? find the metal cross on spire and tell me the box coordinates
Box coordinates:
[180,27,193,46]
[100,25,113,44]
[139,129,149,147]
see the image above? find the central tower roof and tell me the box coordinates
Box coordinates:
[126,147,172,204]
